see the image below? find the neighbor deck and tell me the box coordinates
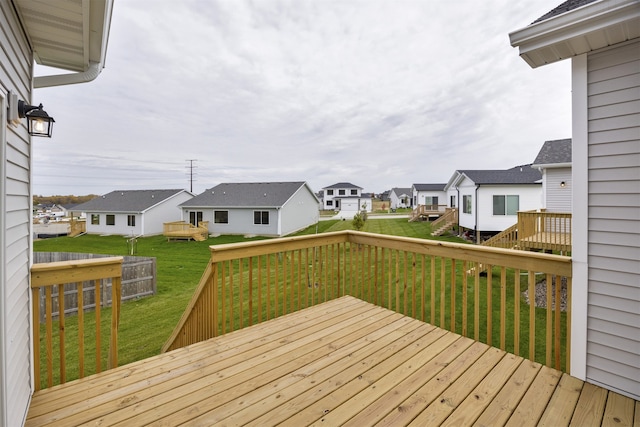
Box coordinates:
[26,296,638,426]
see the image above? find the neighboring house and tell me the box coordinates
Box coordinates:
[389,187,412,209]
[0,2,113,425]
[411,183,446,208]
[444,165,543,239]
[72,189,193,236]
[321,182,370,213]
[510,0,639,400]
[531,138,572,212]
[180,182,320,237]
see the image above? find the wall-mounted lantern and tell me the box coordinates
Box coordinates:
[6,91,55,137]
[560,181,566,187]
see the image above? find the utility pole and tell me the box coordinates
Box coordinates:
[186,159,197,192]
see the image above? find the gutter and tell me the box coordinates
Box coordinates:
[34,61,104,88]
[34,0,114,88]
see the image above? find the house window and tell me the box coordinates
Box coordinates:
[127,215,136,226]
[338,189,346,195]
[326,189,334,195]
[91,214,100,225]
[350,189,357,195]
[254,211,269,225]
[189,211,203,227]
[214,210,228,224]
[463,195,472,214]
[106,214,115,226]
[450,195,456,208]
[425,196,439,207]
[493,195,519,215]
[326,200,333,207]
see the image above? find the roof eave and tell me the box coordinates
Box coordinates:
[509,0,640,68]
[532,162,572,169]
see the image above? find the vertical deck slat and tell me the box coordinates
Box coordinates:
[95,279,101,373]
[77,282,84,378]
[32,288,41,391]
[529,271,535,361]
[486,266,493,347]
[58,284,65,384]
[45,286,53,387]
[514,269,520,356]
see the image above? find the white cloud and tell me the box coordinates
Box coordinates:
[32,0,571,196]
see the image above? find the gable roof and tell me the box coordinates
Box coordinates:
[323,182,363,190]
[447,165,542,189]
[181,182,316,208]
[413,183,447,191]
[73,189,189,213]
[532,139,572,167]
[391,187,412,196]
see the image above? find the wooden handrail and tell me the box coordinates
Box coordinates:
[31,257,123,390]
[163,231,572,374]
[431,207,457,230]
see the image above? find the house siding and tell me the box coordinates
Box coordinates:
[543,168,572,212]
[1,1,35,425]
[279,186,320,236]
[586,39,640,399]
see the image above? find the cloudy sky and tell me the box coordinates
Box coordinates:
[32,0,572,196]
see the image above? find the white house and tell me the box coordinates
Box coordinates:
[532,138,572,212]
[389,187,412,209]
[73,189,194,236]
[411,183,446,209]
[1,1,113,425]
[444,165,543,240]
[510,0,639,400]
[321,182,370,213]
[180,182,320,237]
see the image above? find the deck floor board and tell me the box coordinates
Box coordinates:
[26,296,638,426]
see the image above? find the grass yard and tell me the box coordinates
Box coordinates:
[33,219,566,387]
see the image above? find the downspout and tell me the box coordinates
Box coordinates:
[455,186,460,236]
[475,184,480,244]
[34,61,103,88]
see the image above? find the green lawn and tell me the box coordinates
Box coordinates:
[33,219,460,373]
[34,219,566,387]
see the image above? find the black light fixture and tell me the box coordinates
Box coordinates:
[18,100,55,137]
[560,181,566,187]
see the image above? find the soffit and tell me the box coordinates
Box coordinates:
[509,0,640,68]
[12,0,112,72]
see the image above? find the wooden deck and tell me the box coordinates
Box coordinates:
[519,231,571,253]
[27,296,638,426]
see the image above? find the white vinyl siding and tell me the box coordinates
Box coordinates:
[1,1,35,425]
[586,40,640,400]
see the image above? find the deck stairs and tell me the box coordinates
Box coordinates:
[430,208,458,236]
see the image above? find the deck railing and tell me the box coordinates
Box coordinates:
[430,207,458,233]
[163,231,572,374]
[30,257,123,390]
[519,210,572,253]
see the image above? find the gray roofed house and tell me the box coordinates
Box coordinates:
[411,183,447,212]
[532,139,572,212]
[320,182,367,213]
[444,165,543,238]
[181,182,319,237]
[389,187,413,209]
[511,0,639,400]
[74,189,194,236]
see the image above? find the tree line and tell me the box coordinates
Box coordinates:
[33,195,98,206]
